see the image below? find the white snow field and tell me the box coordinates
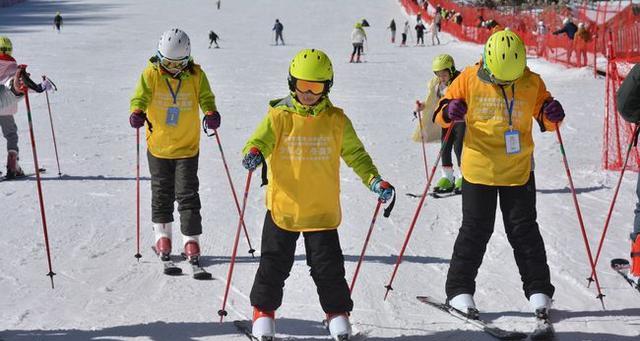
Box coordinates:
[1,0,639,340]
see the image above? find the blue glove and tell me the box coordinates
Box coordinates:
[369,176,394,203]
[242,147,263,171]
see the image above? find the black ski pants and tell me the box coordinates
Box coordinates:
[416,32,424,45]
[147,151,202,236]
[401,33,407,45]
[441,123,465,168]
[445,173,555,300]
[250,211,353,313]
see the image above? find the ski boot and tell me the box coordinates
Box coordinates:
[530,293,554,339]
[630,234,640,286]
[454,177,462,194]
[153,223,172,261]
[252,307,275,341]
[183,235,212,279]
[326,313,352,341]
[434,176,454,193]
[5,150,25,179]
[447,293,479,319]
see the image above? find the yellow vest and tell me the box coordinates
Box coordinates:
[435,64,557,186]
[266,106,346,231]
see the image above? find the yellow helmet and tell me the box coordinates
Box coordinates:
[0,36,12,56]
[432,54,455,74]
[288,48,334,93]
[483,30,526,83]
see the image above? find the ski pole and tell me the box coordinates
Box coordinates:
[218,169,254,322]
[134,127,142,261]
[349,199,383,294]
[42,75,61,177]
[590,124,640,283]
[555,124,605,308]
[384,122,456,300]
[414,100,429,182]
[19,65,56,288]
[212,129,256,256]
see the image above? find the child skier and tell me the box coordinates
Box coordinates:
[242,48,394,341]
[129,28,220,275]
[434,30,563,321]
[0,36,55,179]
[617,63,640,285]
[413,54,464,194]
[350,22,366,63]
[53,12,63,32]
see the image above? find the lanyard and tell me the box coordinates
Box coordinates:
[165,78,182,105]
[499,84,515,130]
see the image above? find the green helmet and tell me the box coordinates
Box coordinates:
[483,30,526,83]
[0,36,12,56]
[288,48,334,93]
[432,54,455,74]
[355,22,363,29]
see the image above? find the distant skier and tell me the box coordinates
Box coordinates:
[616,63,640,285]
[272,19,285,45]
[208,30,220,49]
[415,21,426,45]
[128,29,220,274]
[414,54,463,194]
[434,30,563,322]
[216,0,221,10]
[388,19,396,44]
[350,22,367,63]
[430,20,440,45]
[401,20,409,46]
[0,36,55,179]
[53,12,63,32]
[242,48,394,341]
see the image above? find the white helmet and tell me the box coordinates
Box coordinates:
[562,18,570,25]
[157,28,191,60]
[578,22,585,29]
[538,21,544,26]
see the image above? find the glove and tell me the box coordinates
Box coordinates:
[445,99,467,122]
[242,147,263,171]
[542,99,565,123]
[204,111,221,130]
[39,78,56,92]
[369,176,394,203]
[129,110,146,129]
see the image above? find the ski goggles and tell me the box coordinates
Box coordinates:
[293,79,328,95]
[157,52,190,73]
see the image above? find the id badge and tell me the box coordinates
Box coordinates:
[505,130,521,155]
[166,107,180,126]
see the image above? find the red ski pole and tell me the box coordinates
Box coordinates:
[384,123,455,300]
[19,65,56,288]
[590,124,640,282]
[415,100,429,182]
[218,169,253,322]
[349,200,383,294]
[555,124,605,308]
[42,75,61,177]
[134,128,142,261]
[212,129,255,256]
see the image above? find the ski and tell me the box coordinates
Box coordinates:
[180,252,213,280]
[151,246,182,276]
[0,168,47,182]
[611,258,640,293]
[416,296,527,340]
[530,309,554,340]
[405,191,460,199]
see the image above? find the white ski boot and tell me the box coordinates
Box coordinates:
[448,293,479,319]
[153,222,172,260]
[252,307,275,341]
[529,293,552,313]
[326,313,352,341]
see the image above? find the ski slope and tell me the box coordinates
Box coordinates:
[1,0,639,340]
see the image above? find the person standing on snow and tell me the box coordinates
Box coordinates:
[401,20,410,46]
[53,12,63,32]
[434,30,563,320]
[616,63,640,286]
[273,19,285,46]
[414,54,464,194]
[350,22,367,63]
[415,21,426,46]
[0,36,55,179]
[129,28,221,274]
[208,30,220,49]
[388,19,397,44]
[430,19,440,45]
[242,48,394,341]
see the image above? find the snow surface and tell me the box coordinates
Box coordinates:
[1,0,639,340]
